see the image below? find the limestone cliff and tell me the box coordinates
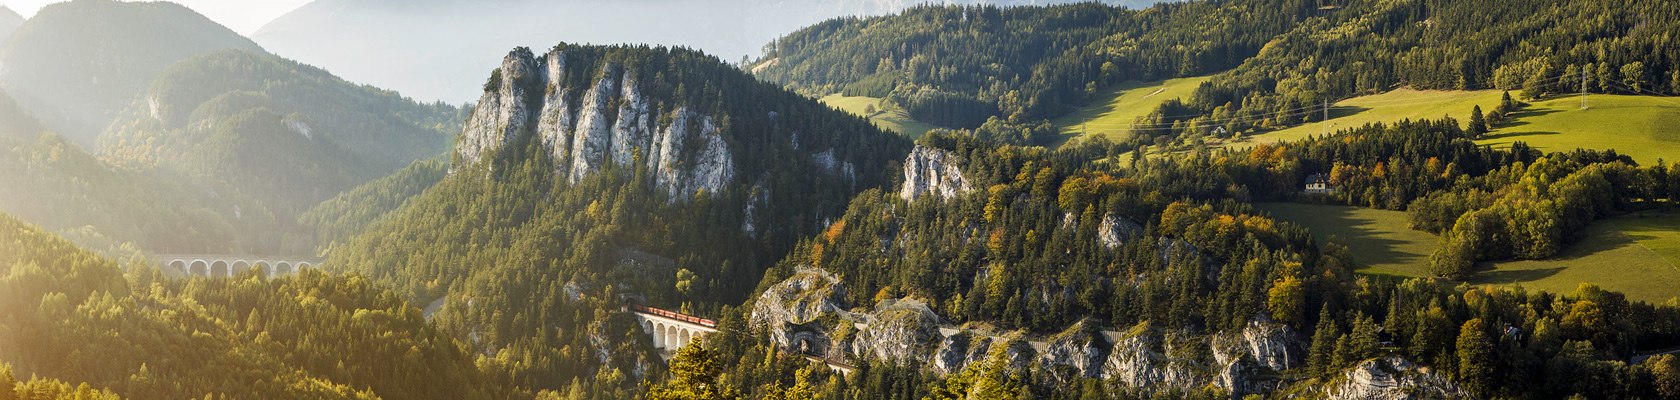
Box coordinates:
[899,145,972,201]
[749,267,1311,397]
[456,47,737,200]
[1324,357,1472,400]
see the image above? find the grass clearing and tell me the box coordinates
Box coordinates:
[1247,89,1503,146]
[1256,202,1439,278]
[1479,94,1680,165]
[1259,202,1680,303]
[1474,215,1680,304]
[1243,90,1680,165]
[819,94,937,138]
[1051,76,1212,145]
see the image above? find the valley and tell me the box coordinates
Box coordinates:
[2,0,1680,399]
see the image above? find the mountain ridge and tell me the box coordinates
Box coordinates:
[0,0,264,146]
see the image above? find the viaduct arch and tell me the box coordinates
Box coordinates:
[627,304,717,355]
[157,254,322,278]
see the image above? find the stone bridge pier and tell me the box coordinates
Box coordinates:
[627,304,717,355]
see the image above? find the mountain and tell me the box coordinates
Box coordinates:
[0,89,294,255]
[99,49,460,216]
[0,0,264,147]
[325,43,908,393]
[251,0,1171,103]
[0,6,22,43]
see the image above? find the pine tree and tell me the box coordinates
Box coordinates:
[1467,105,1489,138]
[1309,307,1340,375]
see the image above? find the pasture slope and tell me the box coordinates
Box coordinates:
[1258,203,1680,304]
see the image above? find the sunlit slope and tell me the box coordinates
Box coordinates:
[1052,76,1213,142]
[1248,89,1680,164]
[1260,202,1680,304]
[820,94,937,138]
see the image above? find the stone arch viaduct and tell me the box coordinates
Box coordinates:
[154,254,322,278]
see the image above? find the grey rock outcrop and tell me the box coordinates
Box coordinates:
[1036,320,1110,380]
[458,50,539,166]
[1097,214,1144,248]
[1241,319,1300,371]
[750,268,849,351]
[1103,328,1205,392]
[1326,357,1471,400]
[848,299,943,363]
[456,48,735,200]
[899,145,972,201]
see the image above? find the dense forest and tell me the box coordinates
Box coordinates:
[0,212,510,399]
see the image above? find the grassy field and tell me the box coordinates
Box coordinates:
[1479,94,1680,165]
[1247,89,1502,146]
[1258,203,1680,303]
[1051,76,1212,145]
[819,94,937,138]
[1245,90,1680,165]
[1256,202,1440,277]
[1474,214,1680,304]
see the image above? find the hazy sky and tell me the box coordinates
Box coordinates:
[2,0,309,34]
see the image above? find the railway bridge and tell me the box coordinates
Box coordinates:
[154,254,322,278]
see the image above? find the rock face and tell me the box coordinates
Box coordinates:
[1240,319,1300,371]
[457,47,735,200]
[749,268,849,351]
[1036,320,1110,380]
[899,145,972,201]
[1097,214,1144,248]
[1103,329,1205,391]
[1326,357,1472,400]
[749,267,1314,396]
[848,299,943,363]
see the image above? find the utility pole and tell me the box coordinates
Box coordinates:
[1581,67,1590,110]
[1322,99,1330,136]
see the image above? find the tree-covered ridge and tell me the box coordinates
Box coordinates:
[719,121,1680,398]
[99,49,460,218]
[1157,0,1680,141]
[753,0,1320,128]
[0,212,508,399]
[0,126,286,255]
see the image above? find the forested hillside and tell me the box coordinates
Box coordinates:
[100,49,460,217]
[1158,0,1680,142]
[757,0,1680,153]
[754,0,1319,129]
[0,0,264,145]
[324,44,909,394]
[0,90,284,255]
[0,212,509,399]
[690,120,1680,398]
